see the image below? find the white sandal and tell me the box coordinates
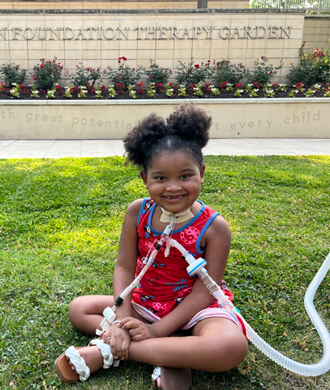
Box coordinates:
[55,339,119,383]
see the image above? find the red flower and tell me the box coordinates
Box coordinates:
[122,56,127,61]
[120,76,123,80]
[56,85,60,90]
[118,60,121,63]
[33,77,37,80]
[149,75,152,79]
[194,64,200,69]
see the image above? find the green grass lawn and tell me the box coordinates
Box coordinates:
[0,155,329,390]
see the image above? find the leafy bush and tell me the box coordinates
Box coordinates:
[32,57,62,90]
[0,63,27,87]
[287,45,330,85]
[145,59,172,85]
[212,60,246,85]
[68,63,103,88]
[246,56,283,85]
[106,57,144,90]
[175,59,212,86]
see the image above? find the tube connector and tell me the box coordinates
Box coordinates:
[186,258,207,277]
[96,306,117,336]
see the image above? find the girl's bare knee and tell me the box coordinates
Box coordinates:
[68,296,86,326]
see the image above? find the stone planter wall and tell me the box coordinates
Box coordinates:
[0,98,328,139]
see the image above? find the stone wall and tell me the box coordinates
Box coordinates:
[0,9,305,83]
[0,99,328,139]
[303,16,330,50]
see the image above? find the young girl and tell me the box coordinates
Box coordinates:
[55,103,248,389]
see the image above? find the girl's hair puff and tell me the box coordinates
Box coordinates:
[123,103,212,171]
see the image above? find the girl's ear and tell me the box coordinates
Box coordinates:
[200,164,206,185]
[140,170,148,188]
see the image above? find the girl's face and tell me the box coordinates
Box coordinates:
[140,150,205,214]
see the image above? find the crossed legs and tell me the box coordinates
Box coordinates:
[66,295,248,375]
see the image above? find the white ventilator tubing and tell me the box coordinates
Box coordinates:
[169,238,330,377]
[99,217,330,376]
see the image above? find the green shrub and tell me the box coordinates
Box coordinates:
[175,59,212,86]
[212,60,246,85]
[0,63,27,87]
[287,45,330,85]
[106,56,144,90]
[246,56,283,85]
[145,59,172,85]
[68,63,103,88]
[32,57,62,90]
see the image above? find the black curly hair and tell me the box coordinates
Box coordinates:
[123,103,212,171]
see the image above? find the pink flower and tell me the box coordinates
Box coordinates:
[120,76,123,80]
[76,65,78,67]
[149,75,152,79]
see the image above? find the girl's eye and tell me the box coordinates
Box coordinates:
[156,176,166,181]
[181,174,190,179]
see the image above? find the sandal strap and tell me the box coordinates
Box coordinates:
[89,338,117,369]
[151,366,161,381]
[65,346,90,381]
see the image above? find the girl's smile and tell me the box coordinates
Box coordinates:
[140,151,205,215]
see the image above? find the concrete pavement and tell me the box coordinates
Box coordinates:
[0,139,329,159]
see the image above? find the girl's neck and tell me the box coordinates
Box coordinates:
[160,207,194,224]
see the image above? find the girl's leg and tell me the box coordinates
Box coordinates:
[68,295,147,336]
[68,295,115,336]
[128,318,248,372]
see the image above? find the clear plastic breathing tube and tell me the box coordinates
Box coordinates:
[169,238,330,377]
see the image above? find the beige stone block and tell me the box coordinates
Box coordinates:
[151,59,174,70]
[0,41,9,50]
[246,49,266,60]
[283,29,303,40]
[247,39,266,49]
[283,18,304,29]
[138,40,156,50]
[264,49,285,58]
[25,40,45,51]
[282,48,300,58]
[136,58,153,68]
[227,48,247,59]
[228,40,248,49]
[118,40,138,51]
[193,39,211,50]
[265,39,284,49]
[46,50,65,60]
[303,25,317,33]
[193,51,212,61]
[8,40,28,50]
[284,38,305,48]
[211,39,229,50]
[101,40,120,51]
[155,50,174,60]
[101,59,120,70]
[29,50,49,61]
[155,40,174,50]
[101,50,121,61]
[137,50,155,60]
[64,40,84,51]
[174,49,193,60]
[83,51,101,61]
[0,51,9,61]
[173,39,193,50]
[44,41,65,52]
[65,50,83,60]
[210,49,229,60]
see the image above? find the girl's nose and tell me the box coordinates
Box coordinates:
[166,180,182,191]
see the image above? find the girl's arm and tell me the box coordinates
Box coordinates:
[112,199,142,318]
[107,199,142,358]
[121,215,231,339]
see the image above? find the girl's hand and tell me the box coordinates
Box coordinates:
[119,317,157,341]
[103,324,131,360]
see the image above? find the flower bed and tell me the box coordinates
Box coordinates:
[1,82,330,100]
[1,46,330,100]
